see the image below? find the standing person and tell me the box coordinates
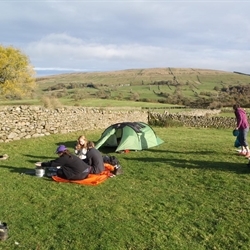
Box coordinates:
[41,145,91,180]
[233,104,250,157]
[86,141,104,174]
[75,135,88,161]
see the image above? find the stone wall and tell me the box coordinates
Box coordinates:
[0,106,148,142]
[0,106,239,143]
[148,112,236,128]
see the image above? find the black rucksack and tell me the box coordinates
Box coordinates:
[103,155,123,175]
[103,155,120,166]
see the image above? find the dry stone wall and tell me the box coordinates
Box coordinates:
[149,112,236,128]
[0,106,239,143]
[0,106,148,142]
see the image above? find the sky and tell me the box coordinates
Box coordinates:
[1,0,250,76]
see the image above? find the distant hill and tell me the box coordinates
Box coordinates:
[36,67,250,108]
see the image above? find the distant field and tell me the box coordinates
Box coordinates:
[36,67,250,87]
[35,68,250,104]
[0,98,183,110]
[2,67,250,107]
[38,68,250,87]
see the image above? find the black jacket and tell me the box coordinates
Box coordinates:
[86,148,104,174]
[42,153,90,180]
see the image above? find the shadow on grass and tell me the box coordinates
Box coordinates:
[24,154,52,160]
[95,147,119,154]
[56,140,111,152]
[146,148,217,155]
[1,164,36,174]
[57,140,76,148]
[125,156,250,174]
[1,165,54,181]
[22,141,82,163]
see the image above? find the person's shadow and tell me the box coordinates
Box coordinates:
[1,164,36,175]
[56,141,76,149]
[124,156,250,174]
[23,141,78,163]
[1,165,53,182]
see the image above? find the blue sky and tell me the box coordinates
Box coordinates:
[1,0,250,76]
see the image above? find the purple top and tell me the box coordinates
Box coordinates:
[235,108,249,129]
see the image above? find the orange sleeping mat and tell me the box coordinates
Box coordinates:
[52,163,115,186]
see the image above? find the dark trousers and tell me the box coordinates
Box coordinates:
[239,128,249,147]
[57,167,91,180]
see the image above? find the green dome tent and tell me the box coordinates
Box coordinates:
[95,122,164,152]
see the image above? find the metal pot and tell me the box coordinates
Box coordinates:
[35,167,45,177]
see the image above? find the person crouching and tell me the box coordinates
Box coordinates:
[41,145,91,180]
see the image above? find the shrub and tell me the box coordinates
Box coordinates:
[41,96,62,108]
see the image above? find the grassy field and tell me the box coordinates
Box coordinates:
[1,67,250,107]
[0,127,250,249]
[36,68,250,88]
[33,67,250,106]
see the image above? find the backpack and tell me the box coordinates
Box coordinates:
[103,155,120,166]
[103,155,123,175]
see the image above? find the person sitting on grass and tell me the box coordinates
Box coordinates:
[75,135,88,161]
[41,145,91,180]
[86,141,104,174]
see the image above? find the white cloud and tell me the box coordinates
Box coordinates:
[25,32,250,73]
[1,0,250,74]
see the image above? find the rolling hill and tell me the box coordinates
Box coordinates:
[35,67,250,108]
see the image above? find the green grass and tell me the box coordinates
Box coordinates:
[1,127,250,249]
[33,67,250,105]
[0,98,180,109]
[1,67,250,107]
[0,99,40,106]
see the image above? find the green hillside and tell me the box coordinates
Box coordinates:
[37,68,250,85]
[34,67,250,108]
[1,67,249,108]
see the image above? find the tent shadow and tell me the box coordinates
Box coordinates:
[98,147,120,154]
[125,157,250,174]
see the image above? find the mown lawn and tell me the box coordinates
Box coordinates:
[0,127,250,250]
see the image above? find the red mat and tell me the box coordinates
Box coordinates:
[52,163,115,186]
